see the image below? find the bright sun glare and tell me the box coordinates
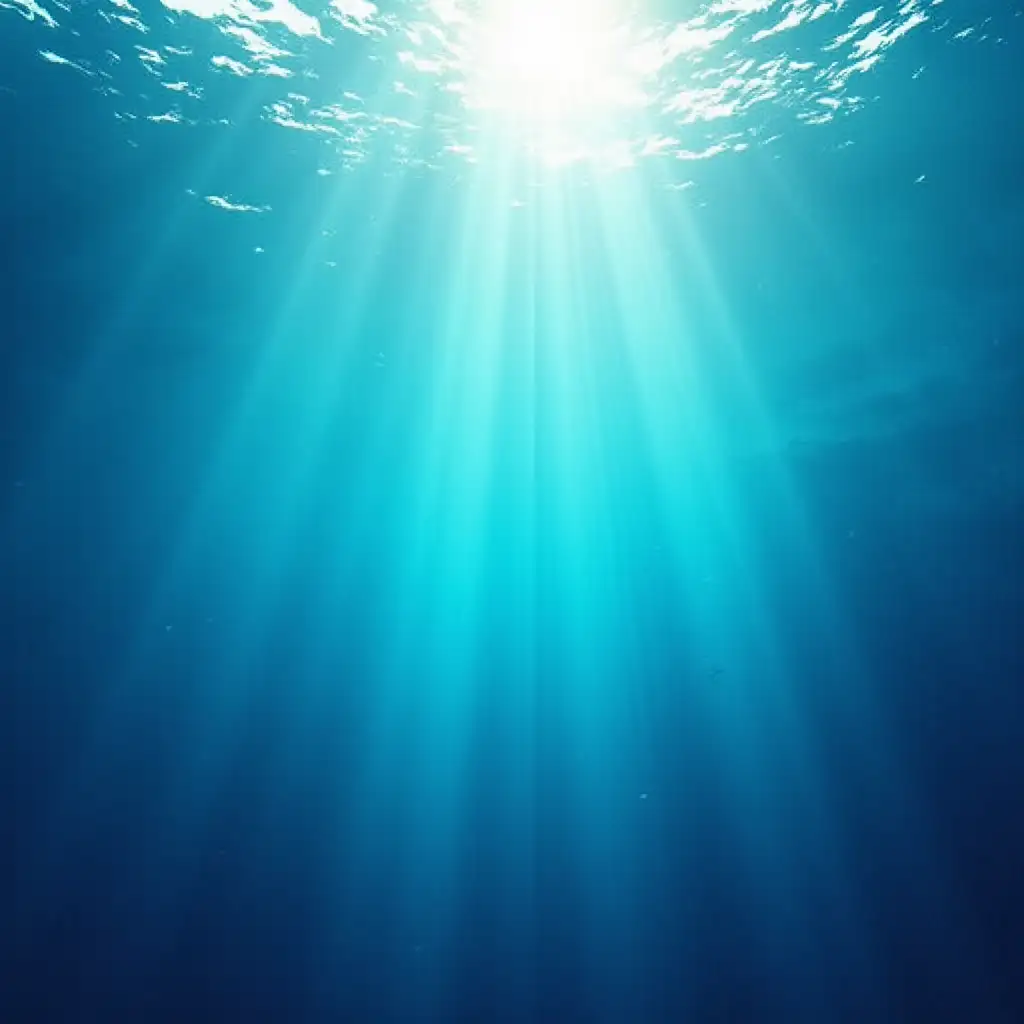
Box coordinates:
[469,0,642,145]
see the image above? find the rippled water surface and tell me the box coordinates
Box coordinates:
[2,0,1006,170]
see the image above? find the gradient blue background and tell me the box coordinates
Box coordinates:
[2,2,1023,1021]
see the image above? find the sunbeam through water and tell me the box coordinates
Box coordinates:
[2,0,1024,1021]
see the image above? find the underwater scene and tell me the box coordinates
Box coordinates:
[1,0,1023,1020]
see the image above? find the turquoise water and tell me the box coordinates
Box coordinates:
[2,2,1023,1020]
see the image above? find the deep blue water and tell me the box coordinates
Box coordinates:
[2,1,1024,1021]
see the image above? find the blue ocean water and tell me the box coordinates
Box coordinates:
[1,1,1023,1020]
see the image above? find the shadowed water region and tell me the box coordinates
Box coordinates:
[1,1,1023,1021]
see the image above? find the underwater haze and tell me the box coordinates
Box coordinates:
[2,0,1024,1020]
